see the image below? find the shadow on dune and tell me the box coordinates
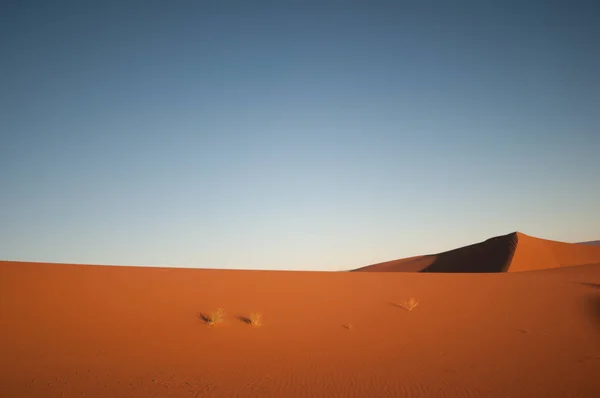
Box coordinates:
[579,283,600,336]
[578,240,600,246]
[585,295,600,332]
[420,233,518,273]
[353,232,519,273]
[355,232,600,273]
[579,282,600,289]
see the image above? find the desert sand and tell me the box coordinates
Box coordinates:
[2,232,600,397]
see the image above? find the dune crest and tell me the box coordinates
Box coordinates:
[355,232,600,273]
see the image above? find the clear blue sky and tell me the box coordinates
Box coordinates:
[1,1,599,270]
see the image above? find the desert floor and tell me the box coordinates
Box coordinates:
[2,236,600,397]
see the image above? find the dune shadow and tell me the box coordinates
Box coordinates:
[420,233,517,273]
[579,282,600,289]
[572,283,600,337]
[585,295,600,331]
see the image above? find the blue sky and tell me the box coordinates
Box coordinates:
[1,1,599,270]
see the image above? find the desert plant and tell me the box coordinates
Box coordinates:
[202,308,225,325]
[248,312,262,327]
[400,298,419,311]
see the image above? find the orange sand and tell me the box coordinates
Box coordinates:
[2,233,600,397]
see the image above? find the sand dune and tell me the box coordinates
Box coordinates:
[355,232,600,273]
[579,240,600,246]
[2,233,600,397]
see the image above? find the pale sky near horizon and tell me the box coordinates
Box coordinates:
[1,1,599,271]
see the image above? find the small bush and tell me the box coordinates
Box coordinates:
[401,298,419,311]
[248,312,262,327]
[202,308,225,325]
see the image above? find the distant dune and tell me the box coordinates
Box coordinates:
[354,232,600,273]
[579,240,600,246]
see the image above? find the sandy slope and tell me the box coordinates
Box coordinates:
[355,232,600,272]
[2,258,600,397]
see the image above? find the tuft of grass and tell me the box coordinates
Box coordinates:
[202,308,225,326]
[248,312,262,327]
[400,298,419,311]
